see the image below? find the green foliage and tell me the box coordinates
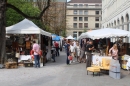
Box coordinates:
[6,0,42,28]
[60,30,66,37]
[83,28,87,32]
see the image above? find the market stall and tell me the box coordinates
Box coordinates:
[79,28,130,72]
[6,19,52,67]
[78,28,130,40]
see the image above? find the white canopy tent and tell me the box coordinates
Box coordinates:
[66,35,75,39]
[6,19,51,37]
[78,28,130,40]
[6,19,52,60]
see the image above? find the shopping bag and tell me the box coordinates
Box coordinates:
[68,55,73,60]
[15,52,20,58]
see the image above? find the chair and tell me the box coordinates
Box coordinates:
[87,67,100,77]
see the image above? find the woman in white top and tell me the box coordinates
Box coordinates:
[76,42,80,62]
[109,44,118,60]
[70,43,75,63]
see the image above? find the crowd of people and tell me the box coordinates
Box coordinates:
[64,39,119,68]
[31,38,120,68]
[64,40,95,68]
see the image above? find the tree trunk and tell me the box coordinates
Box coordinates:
[0,0,6,64]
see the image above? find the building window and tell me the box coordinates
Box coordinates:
[84,4,88,7]
[73,17,77,21]
[79,17,83,21]
[84,10,88,15]
[95,4,99,7]
[95,23,99,28]
[78,32,82,36]
[73,31,77,39]
[73,23,77,28]
[74,4,78,7]
[95,11,99,15]
[79,23,83,28]
[73,10,77,14]
[79,4,83,7]
[84,23,88,28]
[84,17,88,21]
[79,10,83,15]
[67,4,70,6]
[95,17,99,21]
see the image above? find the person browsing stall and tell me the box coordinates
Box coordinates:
[109,44,118,60]
[86,40,94,68]
[32,41,40,68]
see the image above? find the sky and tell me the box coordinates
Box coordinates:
[67,0,71,2]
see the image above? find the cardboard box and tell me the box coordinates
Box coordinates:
[109,71,121,79]
[5,62,18,69]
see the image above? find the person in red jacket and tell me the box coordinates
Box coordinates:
[54,41,59,56]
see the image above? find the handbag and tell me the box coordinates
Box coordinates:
[15,52,20,58]
[68,55,73,60]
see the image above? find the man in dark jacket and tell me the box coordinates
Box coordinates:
[86,40,94,68]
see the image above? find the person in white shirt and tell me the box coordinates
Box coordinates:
[73,40,77,58]
[70,42,75,63]
[76,42,80,62]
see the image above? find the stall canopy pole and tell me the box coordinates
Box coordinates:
[39,34,41,48]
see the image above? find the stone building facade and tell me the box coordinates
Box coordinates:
[66,0,102,39]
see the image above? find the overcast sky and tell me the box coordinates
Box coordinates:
[67,0,71,2]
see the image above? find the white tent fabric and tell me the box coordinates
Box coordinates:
[78,28,130,40]
[66,35,75,39]
[6,19,51,37]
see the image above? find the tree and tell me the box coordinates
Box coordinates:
[0,0,51,64]
[6,0,42,28]
[36,0,66,35]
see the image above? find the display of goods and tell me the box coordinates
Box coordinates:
[122,64,127,69]
[5,62,18,69]
[121,55,130,60]
[121,60,127,64]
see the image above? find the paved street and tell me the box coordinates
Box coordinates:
[0,51,130,86]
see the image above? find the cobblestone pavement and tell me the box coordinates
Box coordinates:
[0,51,130,86]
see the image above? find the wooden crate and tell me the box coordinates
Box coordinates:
[24,62,33,67]
[5,62,18,69]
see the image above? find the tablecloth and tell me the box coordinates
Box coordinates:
[92,55,112,65]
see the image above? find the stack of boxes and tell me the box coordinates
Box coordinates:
[121,55,130,69]
[109,59,121,79]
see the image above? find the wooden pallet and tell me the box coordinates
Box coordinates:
[5,62,18,69]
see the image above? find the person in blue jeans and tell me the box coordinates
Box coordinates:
[32,41,40,68]
[34,55,40,68]
[64,41,70,65]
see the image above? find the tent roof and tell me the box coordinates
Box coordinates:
[52,34,60,41]
[6,19,51,37]
[66,35,75,39]
[78,28,130,40]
